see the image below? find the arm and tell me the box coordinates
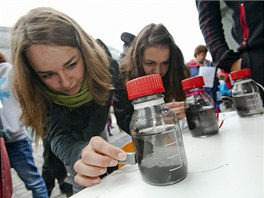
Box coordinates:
[112,78,134,133]
[46,106,89,169]
[219,81,232,96]
[195,1,240,72]
[47,100,111,169]
[166,101,186,120]
[47,101,128,188]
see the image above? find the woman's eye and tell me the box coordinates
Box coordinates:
[163,61,169,66]
[66,62,77,69]
[40,73,54,79]
[145,62,154,66]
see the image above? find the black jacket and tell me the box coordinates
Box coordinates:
[47,99,111,169]
[45,58,119,179]
[113,75,133,133]
[196,1,264,87]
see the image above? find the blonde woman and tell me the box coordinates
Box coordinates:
[11,7,126,193]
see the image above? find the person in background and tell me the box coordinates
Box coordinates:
[187,45,213,77]
[217,73,232,97]
[0,51,48,198]
[119,32,135,60]
[113,23,190,133]
[217,69,232,90]
[10,7,127,192]
[187,44,219,103]
[106,113,113,136]
[195,1,264,102]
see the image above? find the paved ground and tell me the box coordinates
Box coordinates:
[11,113,130,198]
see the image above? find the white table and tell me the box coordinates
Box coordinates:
[72,111,264,198]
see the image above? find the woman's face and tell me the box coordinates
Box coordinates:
[142,46,170,77]
[196,52,206,64]
[27,45,85,96]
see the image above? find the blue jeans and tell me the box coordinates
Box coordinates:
[6,136,48,198]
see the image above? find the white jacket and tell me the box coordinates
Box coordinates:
[0,62,28,143]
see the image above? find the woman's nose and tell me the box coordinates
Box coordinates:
[59,73,71,88]
[153,65,162,74]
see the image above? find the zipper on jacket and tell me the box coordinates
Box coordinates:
[240,2,249,47]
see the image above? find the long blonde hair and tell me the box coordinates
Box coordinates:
[11,7,111,143]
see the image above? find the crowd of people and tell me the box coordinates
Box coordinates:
[1,1,263,197]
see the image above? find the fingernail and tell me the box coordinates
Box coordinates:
[109,160,118,167]
[118,152,126,160]
[91,178,100,184]
[99,169,107,175]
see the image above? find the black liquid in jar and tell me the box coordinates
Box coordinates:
[133,137,187,185]
[233,93,263,117]
[185,104,218,137]
[138,163,187,185]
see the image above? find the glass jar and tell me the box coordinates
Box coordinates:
[230,68,263,117]
[126,74,188,186]
[181,76,219,137]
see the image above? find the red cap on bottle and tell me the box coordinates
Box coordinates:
[230,68,251,81]
[126,74,165,100]
[181,76,205,91]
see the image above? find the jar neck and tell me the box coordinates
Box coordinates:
[234,77,252,84]
[132,93,165,110]
[185,87,205,97]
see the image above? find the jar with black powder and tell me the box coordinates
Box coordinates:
[181,76,219,137]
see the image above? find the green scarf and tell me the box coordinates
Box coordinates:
[47,80,92,108]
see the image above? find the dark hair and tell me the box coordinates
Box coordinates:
[194,45,208,57]
[218,73,226,80]
[120,23,190,102]
[0,51,7,63]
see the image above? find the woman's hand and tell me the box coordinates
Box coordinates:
[73,136,127,187]
[166,101,186,120]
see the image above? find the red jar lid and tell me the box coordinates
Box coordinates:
[126,74,165,100]
[181,76,205,91]
[230,68,251,80]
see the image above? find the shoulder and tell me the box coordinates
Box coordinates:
[205,59,213,66]
[0,63,13,93]
[0,62,13,76]
[187,59,200,67]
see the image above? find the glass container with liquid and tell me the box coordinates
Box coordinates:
[230,68,263,117]
[126,74,188,186]
[181,76,219,137]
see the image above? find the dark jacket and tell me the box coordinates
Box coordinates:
[45,59,119,179]
[113,75,133,133]
[113,71,189,133]
[196,1,264,88]
[47,99,111,169]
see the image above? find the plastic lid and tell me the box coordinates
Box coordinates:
[126,74,165,100]
[181,76,205,91]
[230,68,251,80]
